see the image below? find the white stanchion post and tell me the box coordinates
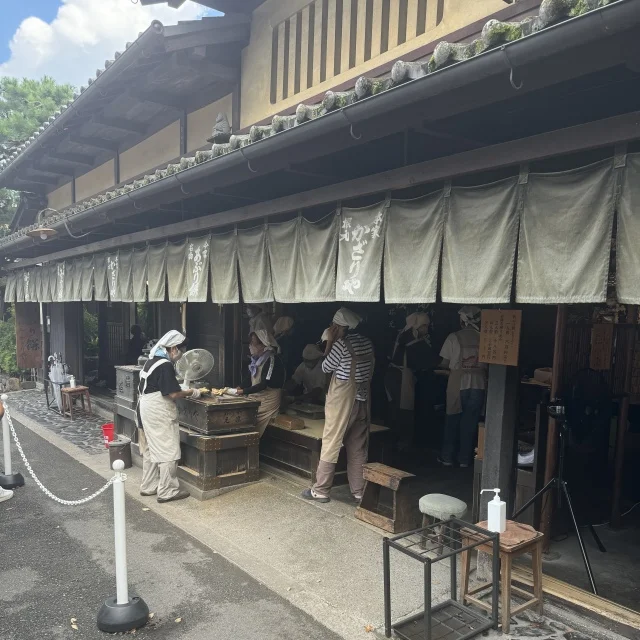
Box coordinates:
[97,460,149,633]
[0,395,24,489]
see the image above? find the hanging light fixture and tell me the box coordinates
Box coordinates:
[27,208,57,241]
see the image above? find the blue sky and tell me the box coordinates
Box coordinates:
[0,0,216,86]
[1,1,61,63]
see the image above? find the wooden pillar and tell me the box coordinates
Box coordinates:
[480,364,519,521]
[540,304,567,545]
[611,306,637,528]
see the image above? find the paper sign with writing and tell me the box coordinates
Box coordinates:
[590,323,614,371]
[15,303,42,370]
[479,310,522,367]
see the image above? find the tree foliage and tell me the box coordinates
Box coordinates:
[0,306,19,375]
[0,76,75,233]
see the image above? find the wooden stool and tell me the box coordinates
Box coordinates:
[355,463,419,533]
[61,386,92,421]
[419,494,467,551]
[460,520,543,633]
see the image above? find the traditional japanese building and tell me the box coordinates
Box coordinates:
[2,0,640,628]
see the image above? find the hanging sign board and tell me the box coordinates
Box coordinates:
[590,323,614,371]
[479,310,522,367]
[15,302,42,370]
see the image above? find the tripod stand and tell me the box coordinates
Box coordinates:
[512,423,605,595]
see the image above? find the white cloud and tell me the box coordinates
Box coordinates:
[0,0,210,87]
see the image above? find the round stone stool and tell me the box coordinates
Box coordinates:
[419,493,468,552]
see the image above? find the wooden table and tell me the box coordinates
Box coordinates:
[61,386,92,421]
[460,520,544,633]
[260,418,391,485]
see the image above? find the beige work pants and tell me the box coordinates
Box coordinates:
[313,400,369,498]
[138,429,181,500]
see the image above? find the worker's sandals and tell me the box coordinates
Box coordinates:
[157,489,190,503]
[301,488,330,503]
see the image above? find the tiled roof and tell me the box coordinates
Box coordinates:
[0,0,615,250]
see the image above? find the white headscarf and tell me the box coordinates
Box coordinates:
[253,329,279,352]
[459,306,481,331]
[332,307,362,329]
[150,330,186,359]
[302,344,324,361]
[403,312,430,338]
[273,316,294,336]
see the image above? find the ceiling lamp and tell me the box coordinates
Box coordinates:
[26,208,58,241]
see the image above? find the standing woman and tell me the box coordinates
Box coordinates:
[235,330,285,436]
[385,312,435,450]
[137,330,207,503]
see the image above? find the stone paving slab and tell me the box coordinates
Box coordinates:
[5,389,106,455]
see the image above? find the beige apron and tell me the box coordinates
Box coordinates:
[248,355,282,437]
[445,330,485,415]
[320,338,374,464]
[138,359,181,463]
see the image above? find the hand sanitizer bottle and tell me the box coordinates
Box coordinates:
[480,488,506,533]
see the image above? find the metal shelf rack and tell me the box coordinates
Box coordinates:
[383,518,499,640]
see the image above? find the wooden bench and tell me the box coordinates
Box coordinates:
[355,462,419,533]
[61,386,92,421]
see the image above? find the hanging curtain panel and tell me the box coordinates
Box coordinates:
[15,270,25,302]
[517,160,615,303]
[442,178,519,304]
[238,225,274,304]
[119,250,134,303]
[81,255,94,302]
[268,219,299,303]
[48,264,57,302]
[106,253,120,302]
[4,273,16,303]
[40,265,53,303]
[186,235,211,303]
[384,193,444,304]
[23,269,36,302]
[616,154,640,304]
[93,254,109,302]
[297,214,338,302]
[69,260,83,302]
[32,268,43,303]
[147,243,167,302]
[132,248,148,302]
[210,231,239,305]
[337,201,388,302]
[167,240,188,302]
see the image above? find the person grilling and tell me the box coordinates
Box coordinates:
[137,330,208,503]
[233,329,285,437]
[438,306,487,468]
[301,308,374,503]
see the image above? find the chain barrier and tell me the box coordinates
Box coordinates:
[3,406,118,506]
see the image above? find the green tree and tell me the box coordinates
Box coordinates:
[0,76,75,233]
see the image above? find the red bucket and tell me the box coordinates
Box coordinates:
[101,423,115,449]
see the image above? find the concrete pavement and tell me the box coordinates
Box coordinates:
[0,421,342,640]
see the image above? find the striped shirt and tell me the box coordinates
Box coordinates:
[322,333,374,401]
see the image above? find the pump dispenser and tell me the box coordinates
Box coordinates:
[480,488,506,533]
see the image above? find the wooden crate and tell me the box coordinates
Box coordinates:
[176,396,259,435]
[178,428,260,491]
[115,365,141,407]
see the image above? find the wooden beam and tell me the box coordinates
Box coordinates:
[163,25,249,52]
[21,173,60,186]
[68,135,119,152]
[34,163,76,178]
[6,110,640,268]
[129,89,185,111]
[180,111,187,156]
[46,151,95,166]
[92,115,148,135]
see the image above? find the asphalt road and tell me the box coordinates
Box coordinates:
[0,420,342,640]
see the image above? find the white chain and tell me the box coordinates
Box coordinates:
[3,407,117,506]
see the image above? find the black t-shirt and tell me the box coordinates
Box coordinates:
[139,357,181,396]
[242,353,286,394]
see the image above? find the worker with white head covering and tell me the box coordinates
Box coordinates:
[246,304,274,337]
[233,329,285,436]
[438,306,487,467]
[286,344,330,404]
[302,307,374,503]
[137,330,209,503]
[385,312,437,450]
